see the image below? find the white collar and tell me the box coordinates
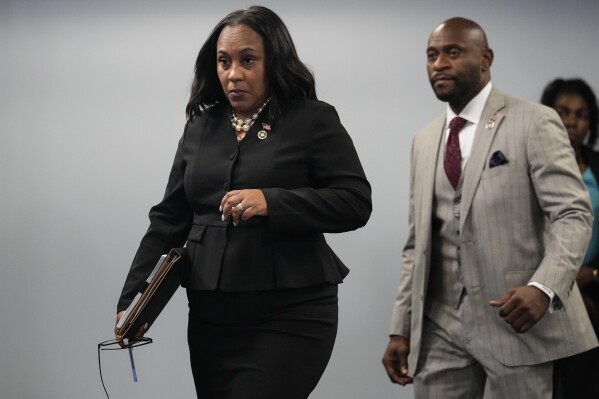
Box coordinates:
[446,82,493,125]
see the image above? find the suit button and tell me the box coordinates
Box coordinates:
[223,182,229,190]
[229,152,236,160]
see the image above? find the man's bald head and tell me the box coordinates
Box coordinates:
[426,17,494,113]
[430,17,489,50]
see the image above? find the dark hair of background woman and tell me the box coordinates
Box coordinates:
[185,6,317,121]
[541,78,599,148]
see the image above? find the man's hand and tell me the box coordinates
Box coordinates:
[382,335,413,386]
[490,285,550,333]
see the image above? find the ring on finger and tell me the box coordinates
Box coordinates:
[236,203,245,212]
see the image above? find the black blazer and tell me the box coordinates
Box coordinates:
[118,99,372,311]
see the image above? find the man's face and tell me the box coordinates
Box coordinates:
[426,24,491,112]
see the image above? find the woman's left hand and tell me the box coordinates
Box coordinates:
[220,189,268,226]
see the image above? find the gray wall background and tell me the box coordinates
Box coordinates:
[1,0,598,398]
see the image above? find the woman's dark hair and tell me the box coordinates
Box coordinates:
[541,78,598,147]
[185,6,316,121]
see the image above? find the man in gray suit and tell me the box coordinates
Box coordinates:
[382,17,598,398]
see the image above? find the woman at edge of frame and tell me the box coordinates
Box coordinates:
[541,78,599,399]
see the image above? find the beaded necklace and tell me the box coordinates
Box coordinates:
[230,98,271,141]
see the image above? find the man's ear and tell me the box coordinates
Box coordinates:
[481,48,494,72]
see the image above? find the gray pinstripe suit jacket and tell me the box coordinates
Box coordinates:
[390,88,598,369]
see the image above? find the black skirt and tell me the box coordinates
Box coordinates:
[187,283,338,399]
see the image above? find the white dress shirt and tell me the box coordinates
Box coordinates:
[444,82,493,170]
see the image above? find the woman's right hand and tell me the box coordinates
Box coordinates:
[220,189,268,226]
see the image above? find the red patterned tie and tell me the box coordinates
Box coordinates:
[444,116,467,189]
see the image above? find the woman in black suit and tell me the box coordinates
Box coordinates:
[114,6,371,399]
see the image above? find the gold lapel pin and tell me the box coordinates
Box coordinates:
[257,122,271,140]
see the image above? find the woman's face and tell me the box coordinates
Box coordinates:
[553,93,590,148]
[216,24,269,119]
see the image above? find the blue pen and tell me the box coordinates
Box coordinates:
[128,347,138,382]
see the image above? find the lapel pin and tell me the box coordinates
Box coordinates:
[485,112,498,130]
[257,123,271,140]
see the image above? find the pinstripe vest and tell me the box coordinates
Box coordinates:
[428,138,466,308]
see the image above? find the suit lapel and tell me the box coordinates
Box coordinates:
[460,89,506,229]
[417,114,445,255]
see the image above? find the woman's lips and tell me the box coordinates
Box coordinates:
[228,90,247,100]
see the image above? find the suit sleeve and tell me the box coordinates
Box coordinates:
[261,104,372,233]
[389,138,416,337]
[528,106,593,303]
[117,125,194,312]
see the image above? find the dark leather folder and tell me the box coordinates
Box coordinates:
[115,248,187,340]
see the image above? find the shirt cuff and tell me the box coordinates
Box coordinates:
[527,281,556,314]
